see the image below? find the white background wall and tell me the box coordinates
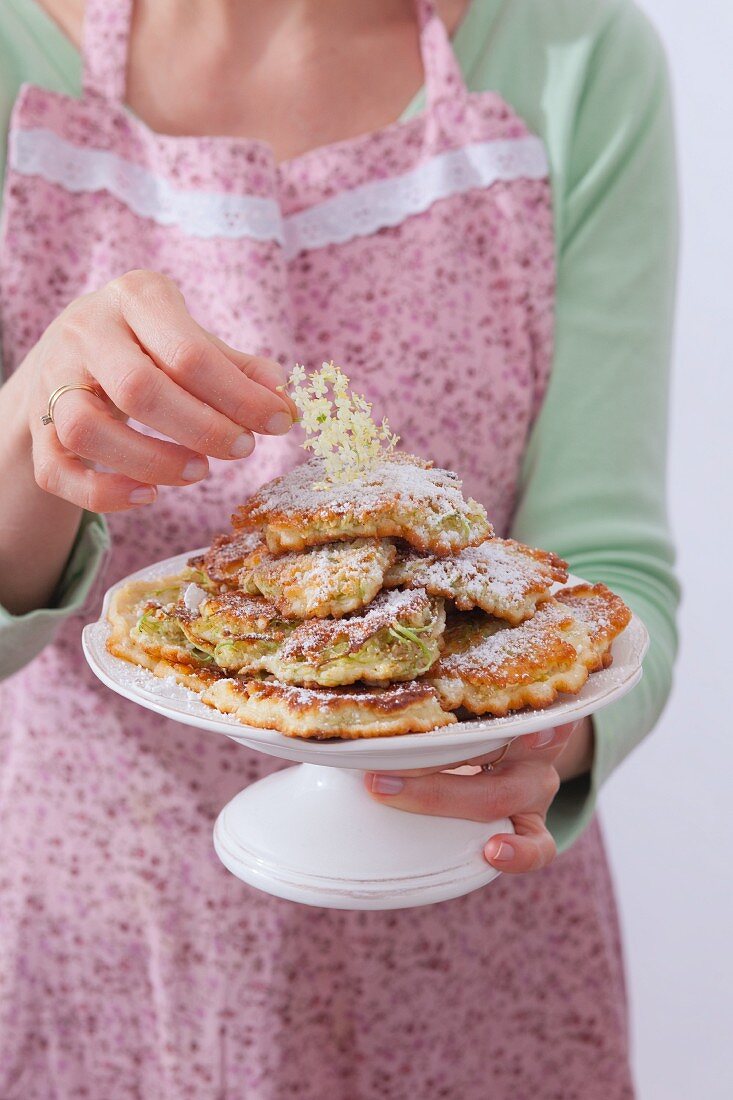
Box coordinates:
[599,3,733,1097]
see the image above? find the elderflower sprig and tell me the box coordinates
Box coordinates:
[287,361,399,487]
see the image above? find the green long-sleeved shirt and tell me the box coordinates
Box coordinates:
[0,0,679,848]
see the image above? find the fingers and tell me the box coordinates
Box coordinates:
[27,273,302,512]
[365,760,559,823]
[81,337,257,460]
[523,721,580,755]
[471,722,579,768]
[32,430,158,513]
[378,723,578,781]
[110,271,294,435]
[49,390,211,486]
[484,813,557,875]
[206,333,300,420]
[364,764,561,877]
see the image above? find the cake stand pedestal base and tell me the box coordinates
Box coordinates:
[213,763,512,910]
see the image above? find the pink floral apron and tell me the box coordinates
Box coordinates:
[0,1,634,1097]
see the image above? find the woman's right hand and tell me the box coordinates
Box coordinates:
[19,269,297,512]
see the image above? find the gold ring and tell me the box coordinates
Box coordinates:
[41,383,102,426]
[480,742,511,773]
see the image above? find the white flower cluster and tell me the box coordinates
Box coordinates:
[287,361,400,487]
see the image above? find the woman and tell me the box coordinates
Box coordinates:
[0,0,678,1096]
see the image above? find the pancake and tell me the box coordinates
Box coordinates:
[232,452,492,556]
[175,590,296,673]
[553,582,633,670]
[384,537,568,624]
[188,529,265,589]
[427,583,631,716]
[262,588,445,686]
[238,538,398,619]
[203,678,456,739]
[176,584,444,686]
[106,573,223,692]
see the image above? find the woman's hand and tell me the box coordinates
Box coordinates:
[365,718,593,875]
[20,269,297,512]
[0,269,298,615]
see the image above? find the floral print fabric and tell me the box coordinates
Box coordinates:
[0,0,634,1096]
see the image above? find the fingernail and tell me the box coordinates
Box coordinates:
[491,841,515,862]
[260,364,288,389]
[230,434,255,458]
[181,457,208,482]
[371,775,405,796]
[534,729,556,748]
[265,411,292,435]
[129,487,156,505]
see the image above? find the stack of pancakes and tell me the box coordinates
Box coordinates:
[108,453,631,738]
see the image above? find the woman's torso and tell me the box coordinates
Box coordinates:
[0,2,634,1097]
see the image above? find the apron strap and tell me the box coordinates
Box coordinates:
[80,0,463,108]
[415,0,468,107]
[82,0,133,101]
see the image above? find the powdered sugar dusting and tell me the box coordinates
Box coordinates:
[438,600,573,675]
[199,590,282,622]
[195,529,265,582]
[387,538,567,607]
[248,679,436,711]
[245,538,395,616]
[555,584,631,643]
[234,453,489,527]
[84,620,243,722]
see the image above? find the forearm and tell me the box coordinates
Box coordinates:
[0,365,82,614]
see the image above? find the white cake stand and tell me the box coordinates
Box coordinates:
[82,552,648,910]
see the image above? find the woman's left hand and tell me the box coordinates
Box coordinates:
[365,720,591,875]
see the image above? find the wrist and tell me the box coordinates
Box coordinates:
[554,717,594,782]
[0,364,84,615]
[3,362,34,442]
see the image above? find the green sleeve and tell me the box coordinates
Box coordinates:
[0,0,81,186]
[0,510,110,679]
[510,4,680,849]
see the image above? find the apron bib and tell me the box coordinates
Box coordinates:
[0,7,634,1100]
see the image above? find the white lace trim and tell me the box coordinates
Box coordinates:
[11,128,285,245]
[11,127,548,257]
[286,137,548,255]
